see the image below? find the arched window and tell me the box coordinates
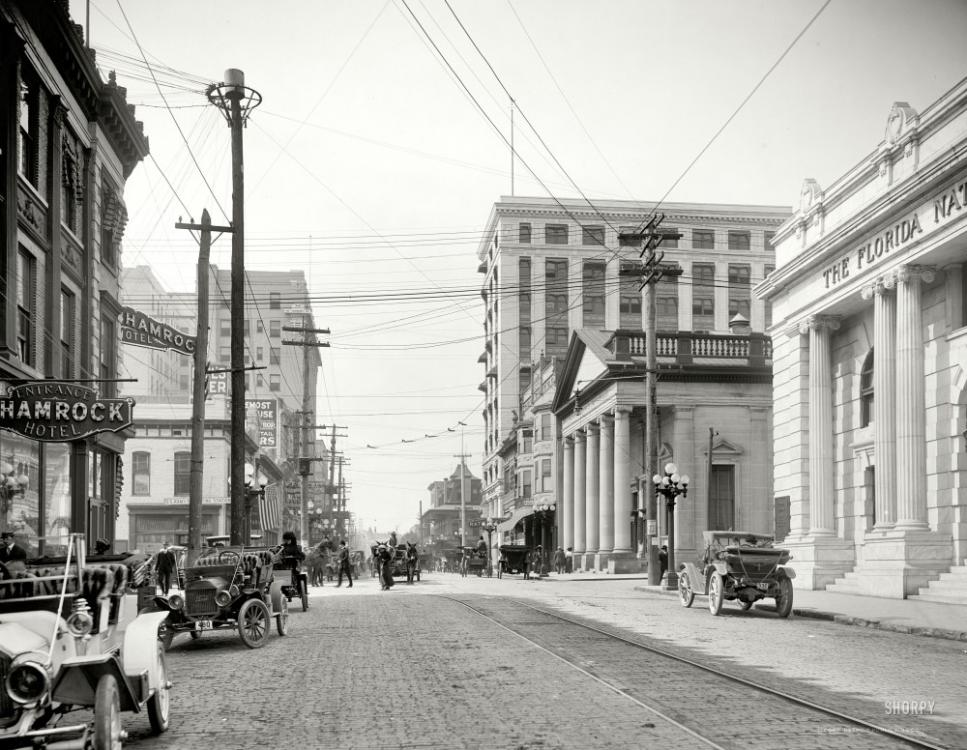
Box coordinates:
[860,349,874,427]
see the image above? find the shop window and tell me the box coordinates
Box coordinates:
[173,451,191,495]
[860,349,874,427]
[132,451,151,496]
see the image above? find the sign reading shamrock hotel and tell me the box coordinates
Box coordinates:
[0,383,135,442]
[118,306,196,355]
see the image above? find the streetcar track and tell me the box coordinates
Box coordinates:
[446,595,953,750]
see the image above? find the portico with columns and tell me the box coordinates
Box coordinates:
[759,81,967,598]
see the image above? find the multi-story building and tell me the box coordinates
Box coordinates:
[420,462,482,544]
[478,197,790,572]
[0,0,148,553]
[758,77,967,599]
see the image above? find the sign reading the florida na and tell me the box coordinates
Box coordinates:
[0,383,135,442]
[118,306,196,355]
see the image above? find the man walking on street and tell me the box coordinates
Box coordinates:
[155,541,177,595]
[337,540,353,588]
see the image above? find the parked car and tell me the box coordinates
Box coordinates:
[677,531,795,617]
[146,546,287,649]
[0,534,171,749]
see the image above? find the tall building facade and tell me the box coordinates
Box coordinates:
[478,197,790,572]
[758,77,967,599]
[0,0,148,552]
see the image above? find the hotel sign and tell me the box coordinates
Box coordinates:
[0,383,135,442]
[118,306,196,355]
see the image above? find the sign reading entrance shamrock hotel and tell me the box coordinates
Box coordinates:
[118,305,196,355]
[0,383,135,442]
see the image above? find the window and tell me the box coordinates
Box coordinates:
[764,231,776,251]
[519,293,532,324]
[256,346,264,362]
[692,263,715,329]
[520,469,532,499]
[173,451,191,495]
[619,263,642,328]
[270,373,281,392]
[519,223,532,243]
[61,132,82,234]
[257,374,265,388]
[61,288,75,379]
[219,346,230,363]
[546,327,569,347]
[582,225,605,247]
[17,250,36,367]
[220,319,231,336]
[270,320,281,337]
[860,350,874,428]
[656,275,679,331]
[132,451,150,496]
[519,257,531,324]
[582,262,606,328]
[728,264,751,320]
[519,327,531,361]
[660,228,679,249]
[99,315,117,397]
[540,459,552,491]
[269,292,281,309]
[257,320,264,334]
[271,347,280,365]
[545,224,568,245]
[18,73,38,186]
[692,229,715,249]
[728,231,751,251]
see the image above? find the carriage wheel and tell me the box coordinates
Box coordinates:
[147,644,171,734]
[276,596,289,635]
[93,674,122,750]
[708,572,724,616]
[238,598,270,648]
[775,577,794,618]
[678,571,695,608]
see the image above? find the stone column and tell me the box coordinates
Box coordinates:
[573,430,587,554]
[585,422,600,556]
[801,315,840,536]
[613,407,633,553]
[562,436,574,552]
[862,277,897,528]
[894,265,934,530]
[598,414,615,554]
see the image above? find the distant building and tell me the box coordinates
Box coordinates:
[421,462,481,544]
[758,77,967,599]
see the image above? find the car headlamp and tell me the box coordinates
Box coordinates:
[214,589,232,607]
[65,609,95,637]
[6,657,50,705]
[168,593,185,611]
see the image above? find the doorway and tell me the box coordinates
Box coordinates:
[708,465,735,530]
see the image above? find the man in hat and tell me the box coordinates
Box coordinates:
[0,531,27,575]
[336,540,353,588]
[155,541,177,595]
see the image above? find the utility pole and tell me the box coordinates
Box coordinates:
[177,211,233,554]
[207,69,262,545]
[282,317,330,542]
[619,216,682,585]
[454,422,470,547]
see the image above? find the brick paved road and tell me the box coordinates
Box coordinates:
[116,573,967,749]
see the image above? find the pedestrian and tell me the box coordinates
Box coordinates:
[336,540,353,588]
[564,546,573,574]
[659,544,668,582]
[533,545,544,577]
[93,537,112,555]
[0,531,27,575]
[553,546,566,574]
[155,541,177,595]
[379,541,395,590]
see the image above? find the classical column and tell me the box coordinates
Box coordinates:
[598,414,615,553]
[585,422,600,555]
[613,407,633,553]
[562,436,575,552]
[894,265,934,530]
[862,277,897,528]
[801,315,840,536]
[573,430,587,554]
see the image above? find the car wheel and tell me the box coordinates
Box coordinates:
[147,645,170,734]
[158,618,175,651]
[708,572,724,616]
[678,571,695,608]
[276,596,289,636]
[238,598,270,648]
[299,579,309,612]
[93,674,122,750]
[776,576,794,618]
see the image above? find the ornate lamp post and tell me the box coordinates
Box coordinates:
[532,503,556,575]
[480,517,498,577]
[652,462,688,591]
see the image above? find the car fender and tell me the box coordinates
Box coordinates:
[123,611,170,697]
[778,566,796,580]
[678,562,702,592]
[53,652,140,711]
[269,580,284,613]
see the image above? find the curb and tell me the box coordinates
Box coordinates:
[631,585,967,642]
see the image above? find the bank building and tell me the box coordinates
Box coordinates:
[758,76,967,600]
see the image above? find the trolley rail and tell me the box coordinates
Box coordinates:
[447,596,956,750]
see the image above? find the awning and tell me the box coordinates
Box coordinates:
[497,507,532,534]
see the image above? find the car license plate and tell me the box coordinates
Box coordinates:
[196,620,212,631]
[757,582,770,591]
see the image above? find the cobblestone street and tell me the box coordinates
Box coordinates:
[115,573,967,750]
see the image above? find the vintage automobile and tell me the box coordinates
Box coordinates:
[147,546,288,650]
[497,544,530,578]
[0,533,171,749]
[677,531,795,617]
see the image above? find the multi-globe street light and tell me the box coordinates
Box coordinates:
[480,517,499,577]
[652,462,689,590]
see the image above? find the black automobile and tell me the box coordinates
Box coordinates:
[677,531,796,617]
[147,546,288,649]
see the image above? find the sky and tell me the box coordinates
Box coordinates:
[68,0,967,534]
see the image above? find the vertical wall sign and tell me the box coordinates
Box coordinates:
[118,306,196,355]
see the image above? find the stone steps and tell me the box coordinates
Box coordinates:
[911,559,967,604]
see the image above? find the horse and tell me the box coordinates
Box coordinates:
[306,548,327,587]
[405,542,419,583]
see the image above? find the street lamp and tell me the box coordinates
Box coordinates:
[480,517,499,577]
[243,462,267,546]
[652,462,689,591]
[532,503,556,575]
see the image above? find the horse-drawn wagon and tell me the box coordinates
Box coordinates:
[462,547,487,577]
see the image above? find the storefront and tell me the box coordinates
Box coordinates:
[759,80,967,598]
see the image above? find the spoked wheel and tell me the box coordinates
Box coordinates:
[238,598,270,648]
[678,571,695,608]
[775,576,794,618]
[276,596,289,636]
[299,579,309,612]
[147,644,171,734]
[93,674,122,750]
[708,572,724,616]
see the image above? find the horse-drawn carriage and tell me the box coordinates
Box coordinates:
[461,547,487,577]
[497,544,531,578]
